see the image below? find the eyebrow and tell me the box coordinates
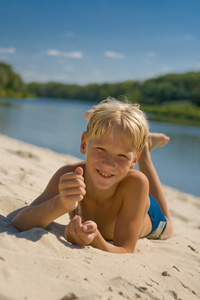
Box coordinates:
[93,141,133,154]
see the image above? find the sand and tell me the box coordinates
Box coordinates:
[0,133,199,300]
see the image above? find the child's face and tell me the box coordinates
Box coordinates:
[81,129,137,191]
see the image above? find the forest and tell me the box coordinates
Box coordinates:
[0,61,200,125]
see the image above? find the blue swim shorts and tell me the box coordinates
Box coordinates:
[146,194,167,239]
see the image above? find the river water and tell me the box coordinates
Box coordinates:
[0,98,199,197]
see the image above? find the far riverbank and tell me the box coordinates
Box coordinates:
[0,97,200,196]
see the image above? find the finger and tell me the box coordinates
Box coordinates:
[74,215,83,233]
[65,223,72,241]
[82,221,97,232]
[60,185,86,197]
[65,224,70,239]
[60,173,85,185]
[59,174,85,189]
[65,219,76,242]
[68,217,85,245]
[72,214,82,222]
[75,167,84,176]
[59,182,86,198]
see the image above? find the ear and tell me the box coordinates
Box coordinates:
[129,152,141,169]
[80,131,87,154]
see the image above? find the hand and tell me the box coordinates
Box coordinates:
[58,167,86,212]
[65,215,98,246]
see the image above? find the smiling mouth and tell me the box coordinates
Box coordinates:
[97,169,114,178]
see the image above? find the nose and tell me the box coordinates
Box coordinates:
[102,154,116,168]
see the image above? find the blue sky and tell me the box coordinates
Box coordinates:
[0,0,199,84]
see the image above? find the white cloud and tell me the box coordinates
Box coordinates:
[104,51,124,59]
[46,49,82,58]
[63,51,82,58]
[0,47,16,54]
[147,51,156,58]
[46,49,60,56]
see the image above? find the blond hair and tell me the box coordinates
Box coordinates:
[86,97,149,155]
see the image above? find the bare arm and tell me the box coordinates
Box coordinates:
[90,229,130,253]
[11,165,86,231]
[90,173,149,253]
[65,172,149,253]
[11,195,66,231]
[113,173,149,252]
[65,215,129,253]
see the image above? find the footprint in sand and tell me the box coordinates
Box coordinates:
[6,149,40,161]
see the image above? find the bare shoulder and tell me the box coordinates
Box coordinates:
[119,169,149,210]
[121,169,149,193]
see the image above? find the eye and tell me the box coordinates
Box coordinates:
[118,154,128,160]
[96,147,105,152]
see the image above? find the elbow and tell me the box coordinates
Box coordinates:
[113,242,135,254]
[11,217,29,232]
[11,207,43,232]
[10,206,30,231]
[11,218,45,232]
[124,246,135,254]
[11,219,25,232]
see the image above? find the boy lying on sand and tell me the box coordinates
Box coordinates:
[12,98,173,253]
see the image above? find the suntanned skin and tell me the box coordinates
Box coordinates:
[11,131,173,253]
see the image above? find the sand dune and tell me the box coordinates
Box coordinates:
[0,134,199,300]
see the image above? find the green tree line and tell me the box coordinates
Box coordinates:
[1,61,200,125]
[1,61,200,105]
[0,62,27,97]
[26,73,200,107]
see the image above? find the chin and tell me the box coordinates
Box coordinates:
[94,178,119,191]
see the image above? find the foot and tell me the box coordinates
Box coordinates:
[147,133,170,152]
[83,106,97,119]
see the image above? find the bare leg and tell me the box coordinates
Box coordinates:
[138,133,171,219]
[138,133,173,238]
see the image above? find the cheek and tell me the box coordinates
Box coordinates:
[86,150,102,162]
[117,160,132,172]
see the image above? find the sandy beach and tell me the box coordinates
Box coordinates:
[0,133,199,300]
